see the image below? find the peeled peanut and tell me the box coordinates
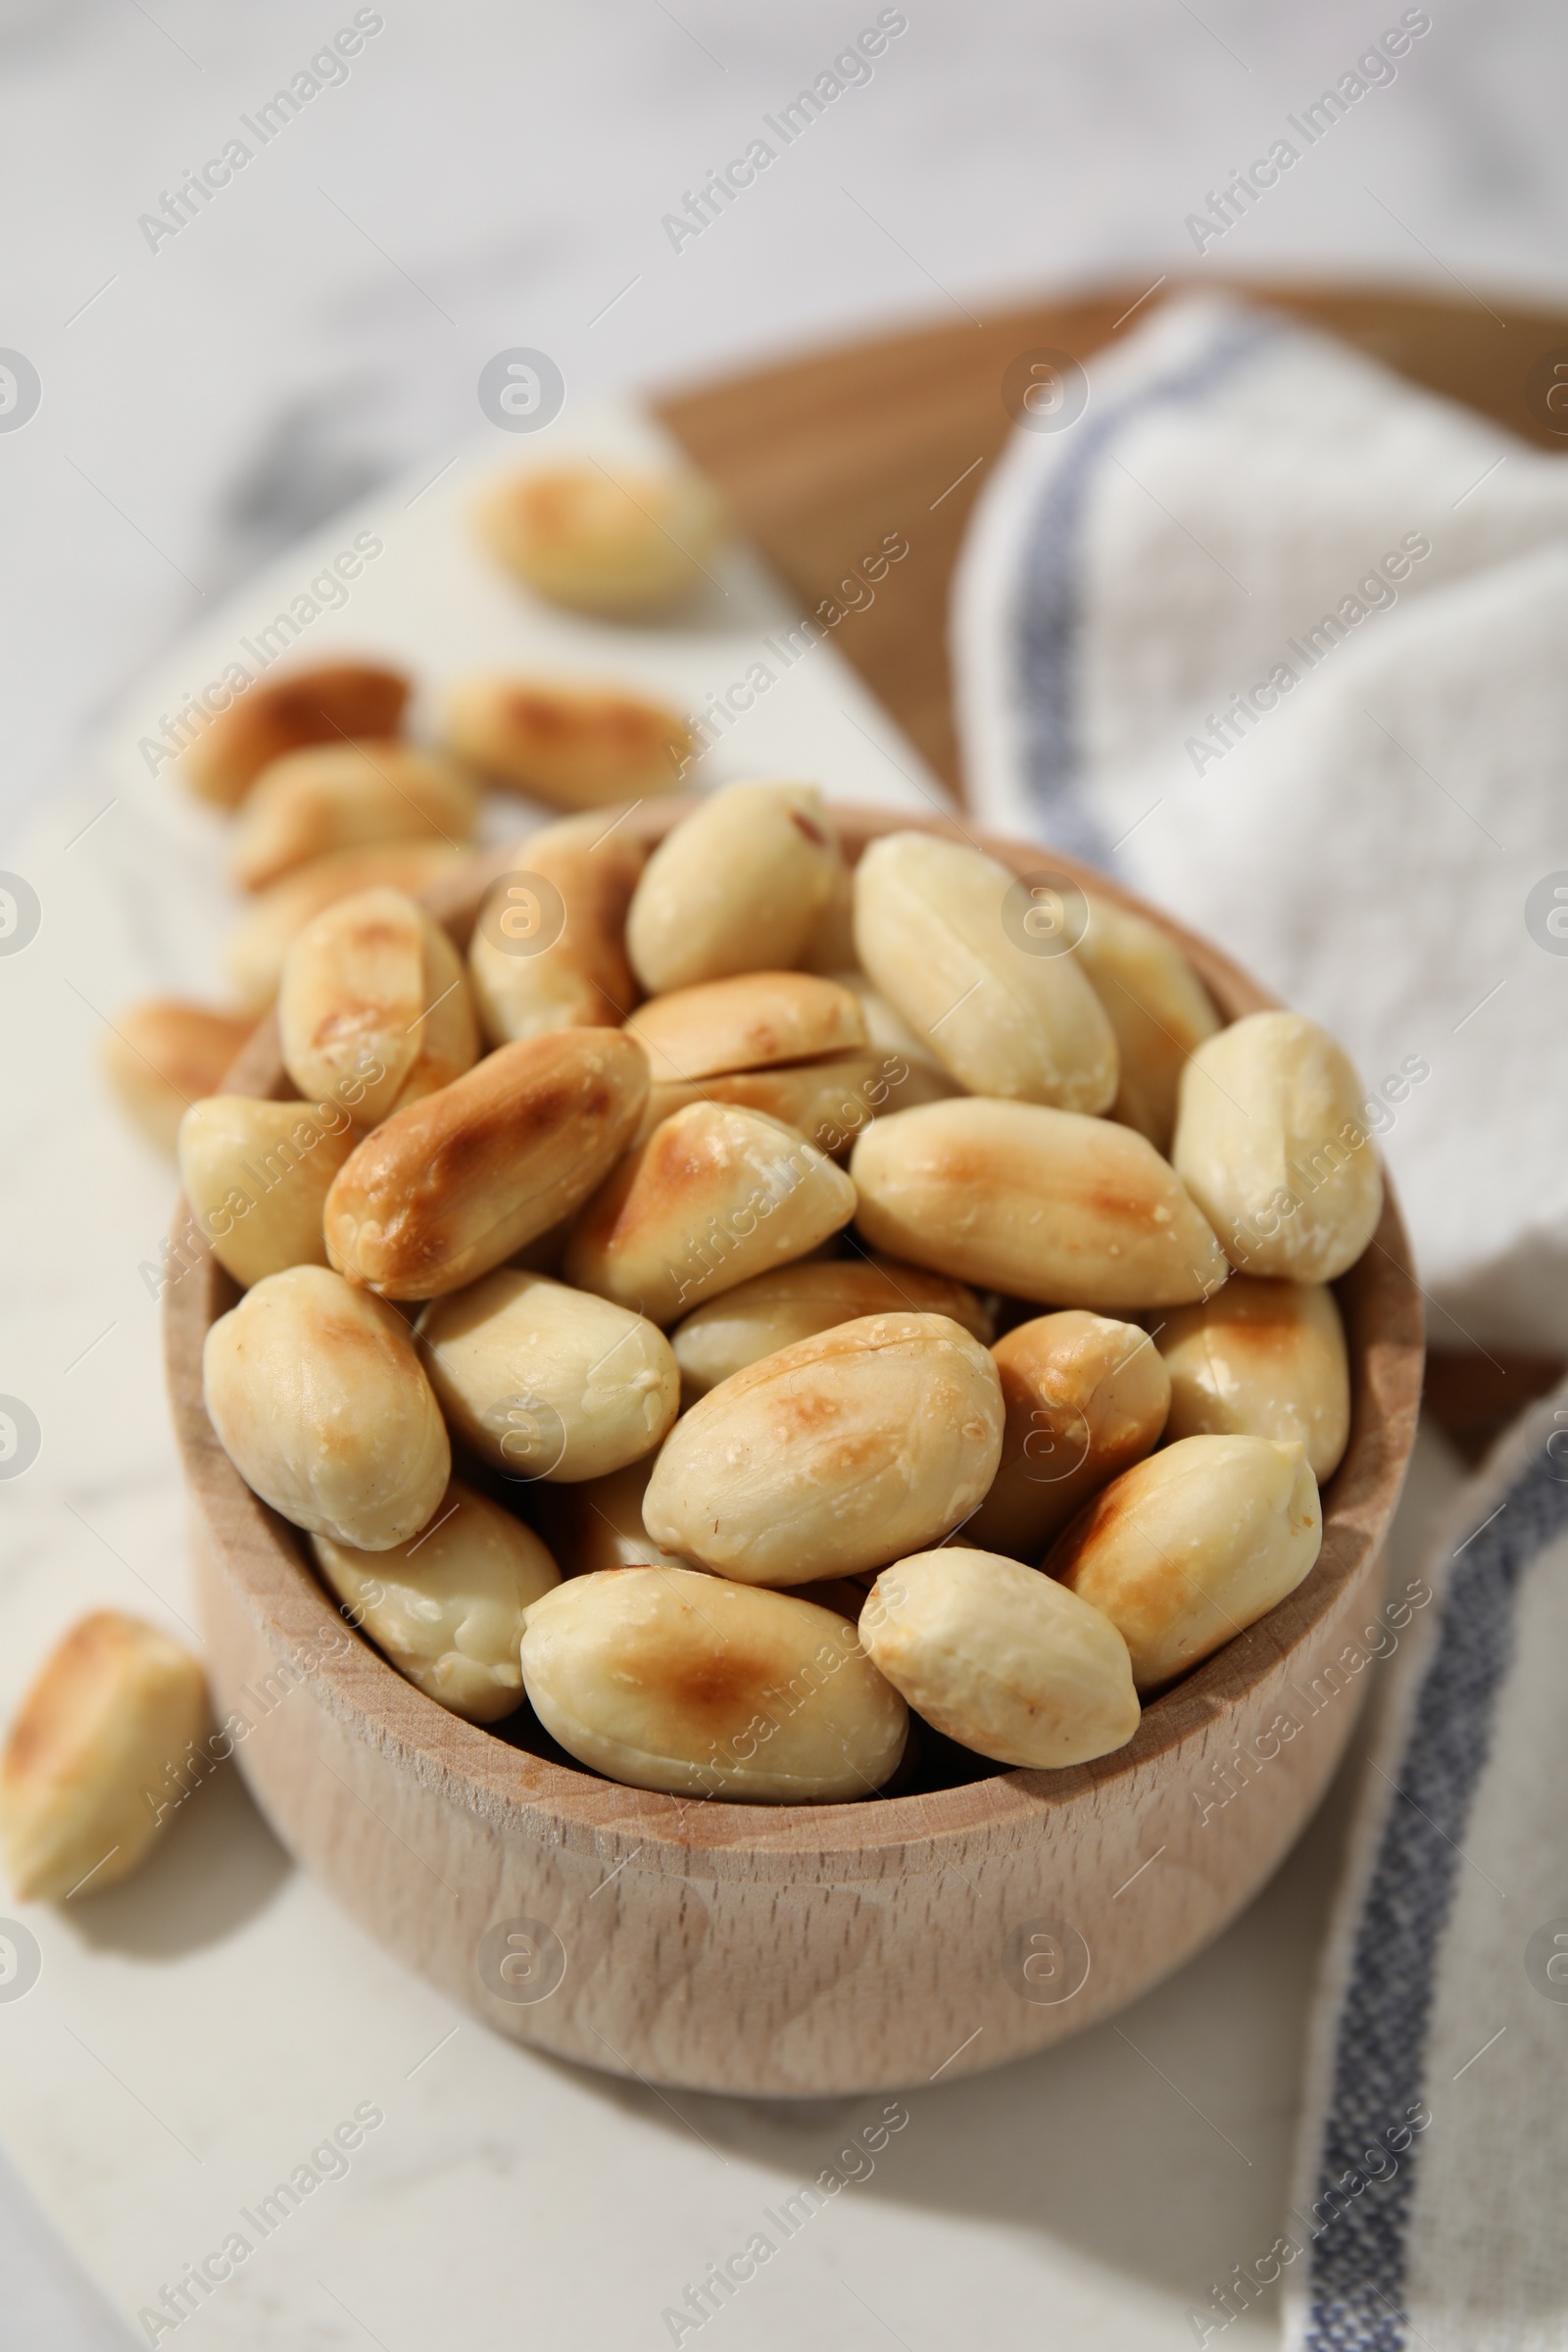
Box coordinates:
[518,1569,906,1800]
[476,465,725,616]
[564,1102,857,1325]
[446,674,693,810]
[278,887,478,1128]
[1156,1277,1350,1481]
[204,1265,450,1548]
[225,843,464,1014]
[323,1030,649,1298]
[100,999,253,1155]
[176,660,411,809]
[417,1270,678,1483]
[860,1550,1140,1768]
[644,1312,1004,1584]
[231,743,478,892]
[966,1311,1171,1561]
[636,1049,955,1162]
[533,1457,688,1575]
[1048,1434,1322,1690]
[852,1099,1229,1308]
[672,1256,992,1400]
[1077,896,1220,1152]
[625,971,866,1085]
[468,813,644,1048]
[312,1480,560,1723]
[0,1613,209,1901]
[1173,1011,1384,1282]
[854,832,1117,1111]
[625,782,842,992]
[179,1096,358,1288]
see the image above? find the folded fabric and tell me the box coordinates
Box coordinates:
[1276,1384,1568,2351]
[955,294,1568,1351]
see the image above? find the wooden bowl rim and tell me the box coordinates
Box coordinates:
[166,801,1424,1876]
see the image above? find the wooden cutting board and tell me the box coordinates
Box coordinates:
[656,276,1568,1457]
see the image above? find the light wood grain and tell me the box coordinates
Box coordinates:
[166,805,1423,2094]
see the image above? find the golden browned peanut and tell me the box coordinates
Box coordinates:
[634,1049,955,1162]
[446,675,693,810]
[854,831,1118,1111]
[644,1312,1004,1583]
[278,887,478,1128]
[99,1000,253,1155]
[476,465,725,616]
[1048,1434,1322,1690]
[518,1569,906,1800]
[1076,897,1220,1152]
[176,661,411,809]
[564,1102,857,1325]
[859,1549,1140,1768]
[417,1270,679,1482]
[625,971,866,1085]
[468,814,644,1048]
[323,1030,649,1298]
[230,743,478,893]
[1173,1011,1385,1282]
[312,1480,560,1723]
[178,1097,358,1289]
[671,1255,992,1401]
[204,1265,450,1547]
[0,1612,210,1901]
[625,781,843,992]
[851,1099,1229,1309]
[1156,1277,1350,1480]
[533,1456,689,1575]
[966,1311,1171,1561]
[225,843,464,1015]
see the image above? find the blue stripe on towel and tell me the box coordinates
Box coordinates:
[1014,313,1278,867]
[1302,1443,1568,2350]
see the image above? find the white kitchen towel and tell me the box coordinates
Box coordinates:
[1268,1381,1568,2352]
[954,293,1568,1352]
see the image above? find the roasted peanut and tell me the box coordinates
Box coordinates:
[625,782,842,992]
[859,1549,1140,1768]
[1076,896,1220,1152]
[1173,1010,1384,1282]
[224,842,464,1014]
[532,1456,689,1574]
[324,1030,649,1298]
[278,887,478,1127]
[176,660,411,809]
[446,675,693,810]
[99,999,253,1155]
[1156,1277,1350,1480]
[854,832,1117,1111]
[0,1613,210,1901]
[564,1102,857,1325]
[635,1050,953,1162]
[1048,1434,1322,1690]
[966,1311,1171,1561]
[417,1270,679,1483]
[312,1480,560,1723]
[644,1312,1004,1584]
[468,813,644,1048]
[671,1255,992,1400]
[624,970,866,1085]
[476,465,725,616]
[204,1265,450,1548]
[230,743,478,893]
[178,1096,358,1289]
[518,1569,906,1800]
[851,1099,1229,1308]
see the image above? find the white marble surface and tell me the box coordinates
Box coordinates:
[0,2,1559,2343]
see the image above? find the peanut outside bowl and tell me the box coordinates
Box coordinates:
[164,802,1423,2097]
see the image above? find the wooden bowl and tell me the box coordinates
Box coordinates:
[165,802,1422,2095]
